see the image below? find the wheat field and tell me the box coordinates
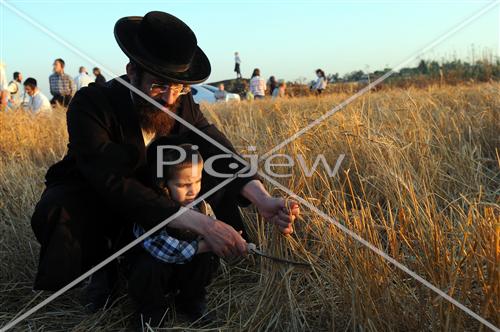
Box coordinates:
[0,82,499,331]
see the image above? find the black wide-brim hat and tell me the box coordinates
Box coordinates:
[114,11,211,84]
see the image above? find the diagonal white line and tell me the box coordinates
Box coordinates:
[1,1,497,331]
[0,173,246,332]
[257,172,500,332]
[259,0,500,161]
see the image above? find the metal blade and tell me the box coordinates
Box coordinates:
[247,243,311,268]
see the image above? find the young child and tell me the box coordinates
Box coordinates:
[134,143,214,261]
[127,142,218,327]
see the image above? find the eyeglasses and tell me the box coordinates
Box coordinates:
[150,83,191,96]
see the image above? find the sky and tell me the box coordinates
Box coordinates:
[0,0,498,96]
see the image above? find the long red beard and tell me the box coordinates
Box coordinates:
[136,98,181,136]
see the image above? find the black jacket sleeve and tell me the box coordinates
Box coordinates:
[66,89,181,230]
[185,95,261,207]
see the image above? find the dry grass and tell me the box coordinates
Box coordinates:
[0,83,499,331]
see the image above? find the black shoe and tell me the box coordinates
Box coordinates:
[175,296,215,325]
[81,266,118,313]
[134,309,169,330]
[133,293,175,330]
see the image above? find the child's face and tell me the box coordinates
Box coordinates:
[165,162,203,206]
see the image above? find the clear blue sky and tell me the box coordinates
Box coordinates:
[1,0,498,96]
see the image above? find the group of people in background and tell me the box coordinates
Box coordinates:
[234,52,327,100]
[1,52,327,112]
[74,66,106,92]
[243,69,287,101]
[2,70,53,114]
[0,58,106,114]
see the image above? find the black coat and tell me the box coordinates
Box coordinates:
[94,74,106,86]
[31,76,257,290]
[43,75,256,229]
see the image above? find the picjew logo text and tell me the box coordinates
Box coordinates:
[155,145,345,179]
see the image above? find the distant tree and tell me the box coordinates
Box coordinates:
[399,67,416,77]
[372,68,391,79]
[343,70,364,82]
[294,76,308,85]
[291,54,498,90]
[327,73,340,82]
[428,61,440,77]
[475,59,493,81]
[417,60,429,74]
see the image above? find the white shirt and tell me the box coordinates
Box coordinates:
[235,55,241,64]
[8,81,24,106]
[141,128,156,147]
[214,90,227,101]
[28,90,52,114]
[249,76,266,96]
[74,73,93,91]
[313,76,327,90]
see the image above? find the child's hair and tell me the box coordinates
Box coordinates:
[150,143,203,190]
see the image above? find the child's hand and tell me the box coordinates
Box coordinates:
[197,240,211,254]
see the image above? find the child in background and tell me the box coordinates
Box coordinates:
[128,142,218,327]
[272,80,287,99]
[242,80,254,101]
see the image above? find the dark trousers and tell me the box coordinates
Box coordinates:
[30,181,246,291]
[234,63,241,78]
[30,183,116,290]
[126,250,219,318]
[50,94,72,107]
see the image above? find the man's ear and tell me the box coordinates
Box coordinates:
[126,62,134,80]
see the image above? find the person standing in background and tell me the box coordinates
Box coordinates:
[312,68,327,95]
[74,66,93,91]
[272,80,286,99]
[49,58,76,106]
[249,68,266,99]
[234,52,242,79]
[267,76,277,97]
[8,72,25,109]
[93,67,106,86]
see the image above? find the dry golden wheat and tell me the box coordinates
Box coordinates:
[0,83,498,331]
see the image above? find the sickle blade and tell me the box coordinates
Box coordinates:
[248,244,311,268]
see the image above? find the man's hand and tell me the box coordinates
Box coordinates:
[241,180,300,235]
[256,197,299,234]
[202,220,247,258]
[167,208,246,258]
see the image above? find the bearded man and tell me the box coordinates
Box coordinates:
[30,11,299,324]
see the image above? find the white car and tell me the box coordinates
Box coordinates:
[190,84,241,104]
[190,85,216,104]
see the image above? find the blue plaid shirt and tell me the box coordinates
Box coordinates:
[134,200,216,264]
[49,72,75,97]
